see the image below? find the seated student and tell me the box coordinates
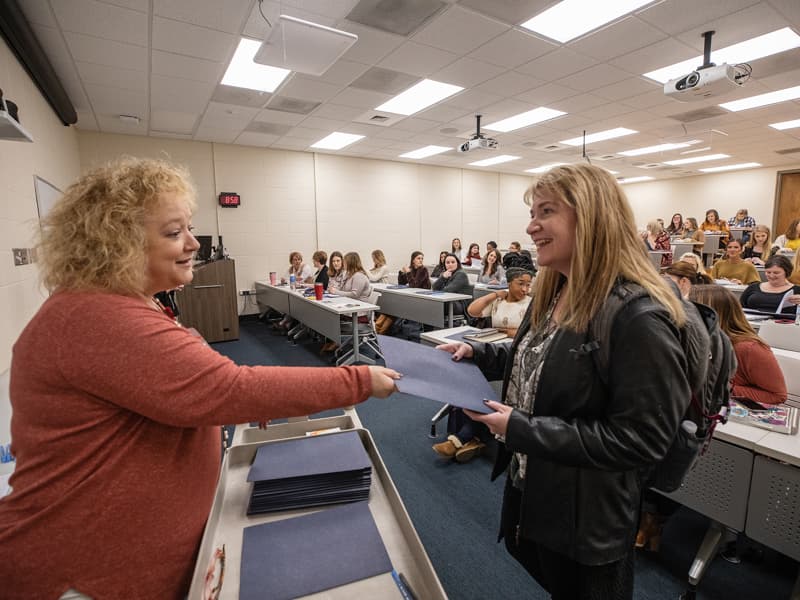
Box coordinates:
[327,251,346,291]
[477,248,506,284]
[662,260,703,299]
[700,208,730,249]
[739,255,800,314]
[508,241,522,253]
[486,240,498,256]
[398,251,431,289]
[666,213,685,236]
[678,252,713,284]
[321,252,372,353]
[432,253,472,295]
[710,239,760,284]
[368,249,389,283]
[461,242,481,266]
[771,218,800,254]
[642,219,672,266]
[434,268,535,463]
[307,250,329,288]
[430,251,448,278]
[281,251,314,284]
[742,225,771,266]
[451,238,466,262]
[728,208,756,243]
[682,217,705,246]
[791,251,800,286]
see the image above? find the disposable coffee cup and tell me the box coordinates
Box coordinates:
[314,283,324,300]
[269,272,276,285]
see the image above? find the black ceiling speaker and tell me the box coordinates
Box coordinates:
[0,0,77,126]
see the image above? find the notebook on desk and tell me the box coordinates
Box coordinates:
[728,399,799,435]
[462,328,510,343]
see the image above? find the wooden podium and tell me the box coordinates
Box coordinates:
[175,259,239,342]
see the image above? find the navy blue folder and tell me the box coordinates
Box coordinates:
[240,501,392,600]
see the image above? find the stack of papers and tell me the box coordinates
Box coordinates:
[240,501,392,600]
[246,431,372,514]
[729,399,799,435]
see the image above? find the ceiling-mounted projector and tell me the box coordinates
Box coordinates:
[665,64,743,102]
[457,114,498,153]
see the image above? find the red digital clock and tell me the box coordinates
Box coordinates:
[218,192,240,207]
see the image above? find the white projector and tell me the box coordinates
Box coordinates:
[664,64,743,102]
[457,137,498,153]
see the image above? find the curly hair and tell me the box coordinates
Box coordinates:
[38,157,196,294]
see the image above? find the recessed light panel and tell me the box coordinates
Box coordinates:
[310,132,365,150]
[521,0,654,43]
[484,108,566,133]
[469,155,521,167]
[525,163,567,173]
[560,127,637,146]
[399,145,451,159]
[644,28,800,83]
[663,153,729,166]
[618,142,694,157]
[719,85,800,112]
[699,162,761,173]
[619,176,654,184]
[222,38,291,93]
[770,119,800,131]
[376,79,464,116]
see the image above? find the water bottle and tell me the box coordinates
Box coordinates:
[289,274,296,290]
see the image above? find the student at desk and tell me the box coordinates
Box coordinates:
[742,225,771,266]
[281,251,314,284]
[468,268,533,337]
[307,250,329,288]
[682,217,705,248]
[477,248,506,284]
[431,251,448,278]
[710,239,760,284]
[368,249,389,283]
[462,242,482,266]
[666,213,684,236]
[700,209,730,249]
[398,251,431,289]
[330,252,371,302]
[432,253,472,295]
[771,218,800,254]
[0,158,401,600]
[327,251,346,290]
[739,255,800,315]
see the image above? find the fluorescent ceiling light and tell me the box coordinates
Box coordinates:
[525,163,567,173]
[376,79,463,116]
[618,142,695,156]
[310,132,364,150]
[699,162,761,173]
[619,176,654,184]
[720,85,800,112]
[399,145,451,159]
[680,146,711,155]
[469,155,521,167]
[484,107,566,133]
[221,38,291,93]
[644,28,800,83]
[520,0,654,43]
[770,118,800,131]
[663,153,729,166]
[560,127,637,146]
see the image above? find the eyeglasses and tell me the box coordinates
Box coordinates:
[204,545,225,600]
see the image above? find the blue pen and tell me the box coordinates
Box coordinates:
[391,569,416,600]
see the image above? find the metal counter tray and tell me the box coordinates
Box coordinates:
[230,410,361,447]
[188,428,447,599]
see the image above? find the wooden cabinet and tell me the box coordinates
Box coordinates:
[175,259,239,342]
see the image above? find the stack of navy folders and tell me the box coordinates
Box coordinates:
[246,430,372,515]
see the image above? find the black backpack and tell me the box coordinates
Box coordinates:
[589,281,736,492]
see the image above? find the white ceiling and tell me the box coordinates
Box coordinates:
[18,0,800,180]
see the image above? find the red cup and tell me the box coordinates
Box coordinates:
[269,272,277,285]
[314,283,324,300]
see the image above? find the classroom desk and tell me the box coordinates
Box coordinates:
[729,226,753,241]
[473,282,508,299]
[372,283,472,328]
[702,232,726,267]
[760,321,800,352]
[254,282,379,365]
[672,240,704,259]
[715,281,746,297]
[648,250,671,269]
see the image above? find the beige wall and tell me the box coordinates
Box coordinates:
[0,36,80,463]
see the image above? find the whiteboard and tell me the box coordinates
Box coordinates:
[33,175,62,220]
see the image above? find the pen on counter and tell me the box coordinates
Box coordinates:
[391,569,417,600]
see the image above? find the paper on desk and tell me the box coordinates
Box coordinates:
[776,289,795,314]
[377,334,496,413]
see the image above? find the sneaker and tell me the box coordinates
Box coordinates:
[455,438,486,463]
[432,440,457,458]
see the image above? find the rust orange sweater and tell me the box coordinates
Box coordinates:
[732,339,787,405]
[0,291,372,599]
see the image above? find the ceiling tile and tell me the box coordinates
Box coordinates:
[557,64,633,92]
[97,114,148,134]
[211,86,271,109]
[474,71,544,98]
[392,117,441,133]
[150,110,199,133]
[84,83,147,117]
[202,102,260,128]
[52,0,147,46]
[609,37,697,76]
[235,131,281,147]
[64,31,148,70]
[279,77,344,103]
[443,88,504,111]
[592,77,660,102]
[431,56,506,88]
[468,29,556,68]
[75,109,99,131]
[152,50,224,84]
[151,75,215,113]
[331,87,391,109]
[19,0,58,27]
[254,109,306,125]
[378,42,459,77]
[299,116,349,131]
[417,104,470,122]
[312,59,371,86]
[96,0,149,11]
[569,16,668,62]
[193,123,241,143]
[674,3,790,51]
[551,93,608,114]
[305,103,362,121]
[516,48,597,81]
[152,16,236,62]
[76,61,148,93]
[515,82,580,105]
[338,22,405,64]
[458,0,550,27]
[411,5,509,54]
[154,0,252,33]
[637,0,762,36]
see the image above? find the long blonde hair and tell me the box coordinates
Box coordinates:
[38,157,196,294]
[745,224,771,250]
[526,164,685,332]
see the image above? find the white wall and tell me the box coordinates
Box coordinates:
[0,36,80,469]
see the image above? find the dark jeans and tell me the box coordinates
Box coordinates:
[501,479,635,600]
[446,406,488,444]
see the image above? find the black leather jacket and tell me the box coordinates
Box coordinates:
[472,292,689,565]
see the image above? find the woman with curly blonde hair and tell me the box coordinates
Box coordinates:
[0,157,400,600]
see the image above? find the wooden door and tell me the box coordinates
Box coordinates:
[774,170,800,236]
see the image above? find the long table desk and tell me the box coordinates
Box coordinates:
[254,282,379,365]
[371,283,472,329]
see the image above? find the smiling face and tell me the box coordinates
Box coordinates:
[764,265,788,286]
[468,243,480,256]
[527,192,577,277]
[290,254,302,268]
[144,193,199,296]
[754,230,768,245]
[507,273,532,301]
[444,256,458,271]
[725,240,742,259]
[486,250,497,265]
[672,214,682,226]
[706,211,717,224]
